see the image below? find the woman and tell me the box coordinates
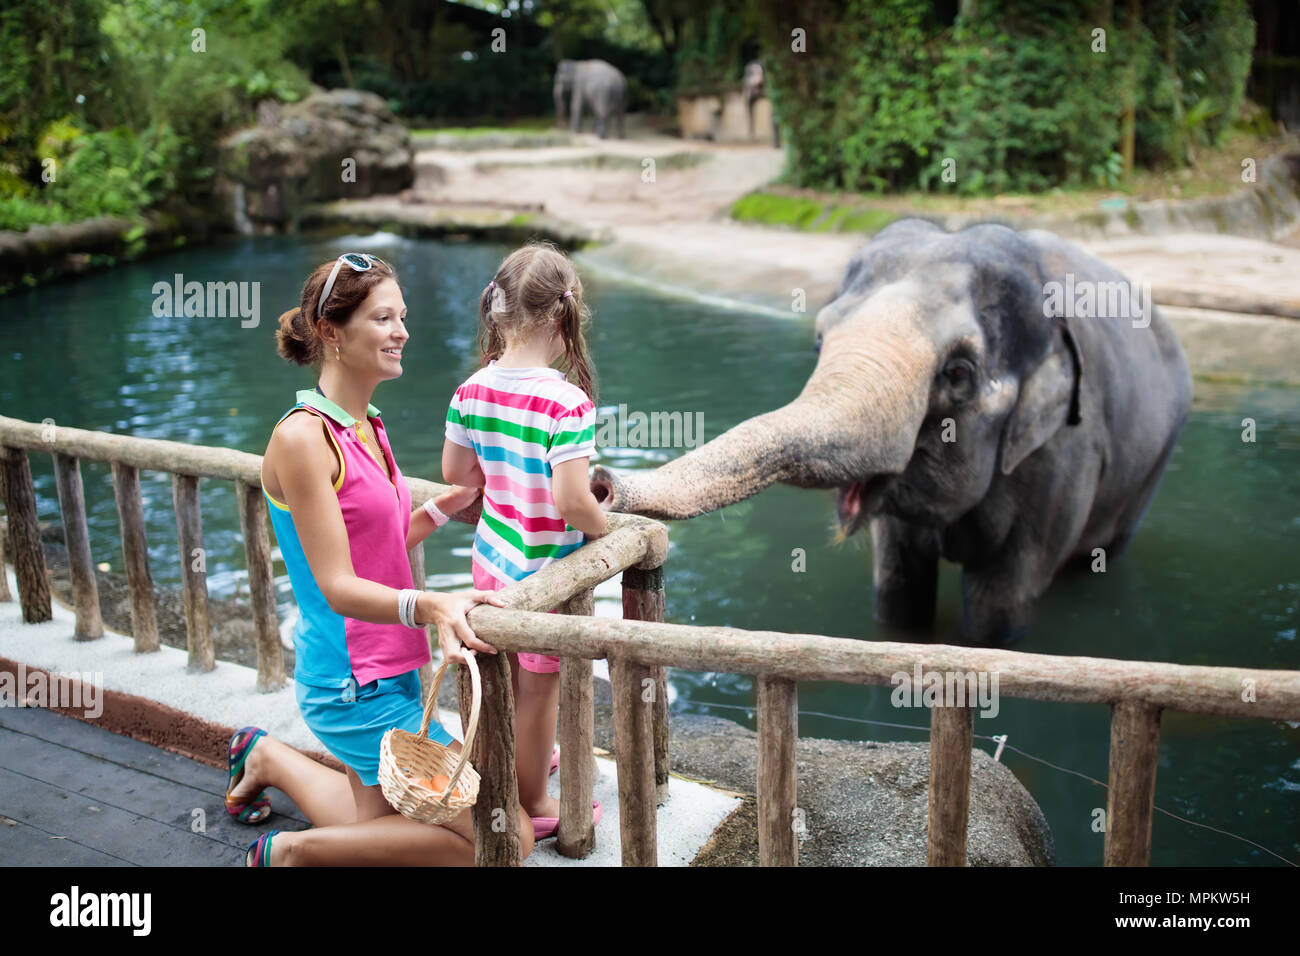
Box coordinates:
[226,252,535,865]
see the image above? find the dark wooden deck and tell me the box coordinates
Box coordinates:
[0,704,310,866]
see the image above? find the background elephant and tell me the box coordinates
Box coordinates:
[743,60,779,146]
[592,220,1194,645]
[554,59,627,139]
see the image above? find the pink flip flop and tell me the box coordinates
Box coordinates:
[532,800,602,840]
[549,746,560,777]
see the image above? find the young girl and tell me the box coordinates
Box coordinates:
[442,242,609,837]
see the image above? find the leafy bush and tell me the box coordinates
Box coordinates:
[755,0,1257,195]
[0,195,68,231]
[4,121,185,228]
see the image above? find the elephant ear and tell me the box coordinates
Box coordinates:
[999,319,1084,476]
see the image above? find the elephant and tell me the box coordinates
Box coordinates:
[591,220,1193,646]
[554,59,627,139]
[743,60,779,147]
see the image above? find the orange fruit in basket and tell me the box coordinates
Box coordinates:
[413,773,461,799]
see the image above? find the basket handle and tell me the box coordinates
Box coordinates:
[419,651,481,800]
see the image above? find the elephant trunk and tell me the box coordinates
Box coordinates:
[591,315,936,520]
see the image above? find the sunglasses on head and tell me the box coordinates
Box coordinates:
[318,253,389,314]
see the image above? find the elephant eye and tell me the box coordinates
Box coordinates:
[813,332,823,354]
[942,359,976,398]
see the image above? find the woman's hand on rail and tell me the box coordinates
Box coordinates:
[420,589,505,664]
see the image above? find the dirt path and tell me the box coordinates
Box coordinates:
[370,133,1300,381]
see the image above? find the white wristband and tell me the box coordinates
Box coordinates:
[423,497,451,528]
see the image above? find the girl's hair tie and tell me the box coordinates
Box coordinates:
[561,289,573,299]
[487,281,496,291]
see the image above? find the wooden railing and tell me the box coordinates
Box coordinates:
[3,413,1300,867]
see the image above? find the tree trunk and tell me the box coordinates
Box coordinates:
[1119,0,1140,179]
[335,40,355,89]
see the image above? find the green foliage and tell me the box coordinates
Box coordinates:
[2,121,186,228]
[672,0,761,91]
[731,192,824,228]
[0,0,116,184]
[1090,151,1125,189]
[0,195,67,231]
[935,1,1130,195]
[103,1,311,187]
[730,191,897,234]
[831,0,943,193]
[1177,0,1254,146]
[756,0,1258,195]
[2,0,313,230]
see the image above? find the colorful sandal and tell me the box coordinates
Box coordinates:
[225,726,271,824]
[532,800,602,840]
[549,745,560,777]
[245,830,280,867]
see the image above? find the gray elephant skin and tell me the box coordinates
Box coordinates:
[592,220,1193,646]
[554,59,627,139]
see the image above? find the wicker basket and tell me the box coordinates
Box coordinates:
[378,653,481,824]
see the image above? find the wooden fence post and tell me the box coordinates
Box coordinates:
[407,542,435,698]
[622,564,668,804]
[458,650,522,866]
[52,452,103,639]
[172,474,214,672]
[0,446,51,623]
[757,675,798,866]
[557,588,596,859]
[609,652,657,866]
[927,704,974,866]
[110,462,159,652]
[236,481,284,691]
[1105,700,1162,867]
[0,499,10,602]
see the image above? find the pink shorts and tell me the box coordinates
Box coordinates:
[474,564,560,674]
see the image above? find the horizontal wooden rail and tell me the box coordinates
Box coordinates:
[462,609,1300,721]
[5,413,1297,870]
[485,515,669,613]
[0,415,480,525]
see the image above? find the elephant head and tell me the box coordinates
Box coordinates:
[591,219,1085,538]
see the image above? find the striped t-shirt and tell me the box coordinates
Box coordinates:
[445,361,597,588]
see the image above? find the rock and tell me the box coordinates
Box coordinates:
[216,89,415,232]
[668,712,1055,866]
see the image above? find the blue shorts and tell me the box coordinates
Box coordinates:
[295,669,456,787]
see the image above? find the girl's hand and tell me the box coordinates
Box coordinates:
[436,484,480,517]
[420,589,504,664]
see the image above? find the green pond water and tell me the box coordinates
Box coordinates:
[1,233,1296,866]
